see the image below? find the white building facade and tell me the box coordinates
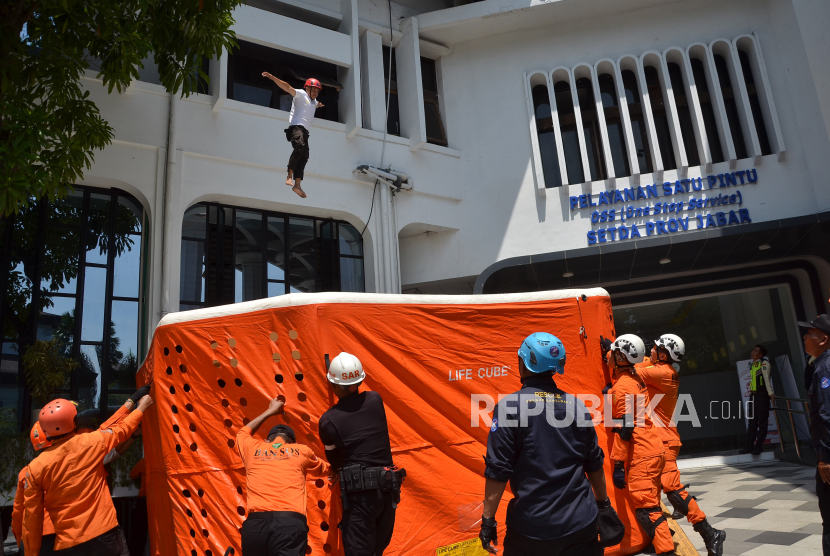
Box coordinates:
[3,0,830,453]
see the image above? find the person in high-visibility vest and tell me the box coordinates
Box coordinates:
[740,344,776,455]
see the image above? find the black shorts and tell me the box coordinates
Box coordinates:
[241,511,308,556]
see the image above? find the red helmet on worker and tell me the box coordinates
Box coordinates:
[30,421,52,451]
[304,78,322,90]
[39,398,78,438]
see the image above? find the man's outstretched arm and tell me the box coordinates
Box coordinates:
[262,72,296,96]
[246,398,285,435]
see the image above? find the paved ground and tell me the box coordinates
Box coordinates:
[666,460,823,556]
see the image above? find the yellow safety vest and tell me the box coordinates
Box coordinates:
[750,358,768,391]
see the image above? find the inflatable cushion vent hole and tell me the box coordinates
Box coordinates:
[228,338,236,347]
[230,358,238,367]
[190,443,198,451]
[206,549,213,556]
[306,546,312,554]
[176,345,183,353]
[221,399,229,408]
[239,398,247,407]
[323,544,332,553]
[275,374,283,383]
[292,351,301,360]
[301,413,310,422]
[234,378,242,387]
[198,489,204,497]
[218,379,226,388]
[164,347,169,356]
[281,415,290,424]
[184,383,191,392]
[273,353,281,362]
[192,550,197,556]
[289,330,298,340]
[277,395,286,403]
[227,439,235,448]
[202,529,209,537]
[242,418,250,426]
[180,364,187,373]
[306,434,316,442]
[189,423,196,432]
[213,360,220,368]
[173,425,180,433]
[210,341,218,349]
[317,500,326,510]
[166,367,173,375]
[186,509,193,517]
[237,506,245,516]
[172,405,178,414]
[315,479,324,488]
[186,403,194,412]
[169,386,176,395]
[320,522,329,531]
[236,486,243,495]
[224,419,232,428]
[200,509,207,518]
[189,529,195,538]
[176,444,182,453]
[295,373,304,381]
[298,392,307,402]
[183,489,192,498]
[270,332,278,341]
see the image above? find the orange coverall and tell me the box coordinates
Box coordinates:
[609,371,673,554]
[22,408,143,555]
[12,404,133,548]
[637,360,706,524]
[237,426,330,514]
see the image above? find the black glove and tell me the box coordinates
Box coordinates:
[613,461,627,489]
[596,497,626,547]
[600,335,613,362]
[602,382,613,395]
[480,516,498,553]
[130,385,151,404]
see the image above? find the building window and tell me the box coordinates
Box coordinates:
[690,58,725,164]
[382,46,401,136]
[620,70,653,174]
[228,40,341,123]
[598,73,631,178]
[666,63,701,167]
[644,65,677,171]
[421,57,447,146]
[575,77,607,181]
[0,187,146,432]
[554,80,585,184]
[738,50,772,156]
[532,84,562,188]
[179,203,364,311]
[713,54,748,160]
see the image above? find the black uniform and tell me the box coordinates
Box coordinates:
[809,349,830,556]
[319,391,399,556]
[485,375,605,556]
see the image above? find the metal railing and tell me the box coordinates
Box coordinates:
[770,396,811,459]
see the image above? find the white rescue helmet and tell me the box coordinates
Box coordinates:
[655,334,685,362]
[612,334,646,365]
[327,352,366,386]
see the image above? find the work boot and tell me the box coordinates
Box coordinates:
[751,446,763,455]
[694,518,726,556]
[670,509,685,520]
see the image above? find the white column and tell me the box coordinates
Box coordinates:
[396,17,427,152]
[360,31,387,132]
[372,185,402,293]
[338,0,362,138]
[209,48,227,113]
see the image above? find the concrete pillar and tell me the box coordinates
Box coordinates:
[338,0,362,138]
[360,31,387,132]
[396,17,427,151]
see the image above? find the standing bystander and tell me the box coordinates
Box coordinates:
[740,344,776,455]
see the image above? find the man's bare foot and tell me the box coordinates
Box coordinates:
[285,176,294,187]
[292,185,307,198]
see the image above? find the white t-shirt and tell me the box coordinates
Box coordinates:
[288,89,318,129]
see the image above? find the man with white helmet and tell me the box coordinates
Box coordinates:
[637,335,725,556]
[606,334,675,556]
[318,352,404,556]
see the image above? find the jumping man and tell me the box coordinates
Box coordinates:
[261,72,325,199]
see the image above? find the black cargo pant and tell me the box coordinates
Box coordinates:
[340,491,396,556]
[503,518,600,556]
[745,389,771,450]
[127,496,148,556]
[241,511,308,556]
[285,125,310,181]
[54,526,129,556]
[20,534,56,555]
[817,467,830,556]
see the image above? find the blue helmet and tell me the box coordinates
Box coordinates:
[518,333,566,374]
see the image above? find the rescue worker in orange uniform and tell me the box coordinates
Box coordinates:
[12,422,56,555]
[22,391,153,556]
[607,334,675,556]
[637,334,726,556]
[237,396,331,556]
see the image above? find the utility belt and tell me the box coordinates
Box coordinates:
[339,464,406,511]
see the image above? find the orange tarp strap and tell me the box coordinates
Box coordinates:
[138,290,650,556]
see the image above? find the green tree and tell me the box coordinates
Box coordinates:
[0,0,243,216]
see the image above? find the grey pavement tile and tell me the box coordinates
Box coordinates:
[721,499,766,508]
[793,502,820,512]
[794,523,824,535]
[731,484,776,491]
[716,508,768,519]
[761,484,806,491]
[721,529,775,542]
[723,540,764,555]
[744,531,810,545]
[755,491,818,502]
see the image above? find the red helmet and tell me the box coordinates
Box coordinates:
[39,399,77,438]
[304,78,322,90]
[30,421,52,451]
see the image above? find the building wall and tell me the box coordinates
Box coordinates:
[72,0,830,344]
